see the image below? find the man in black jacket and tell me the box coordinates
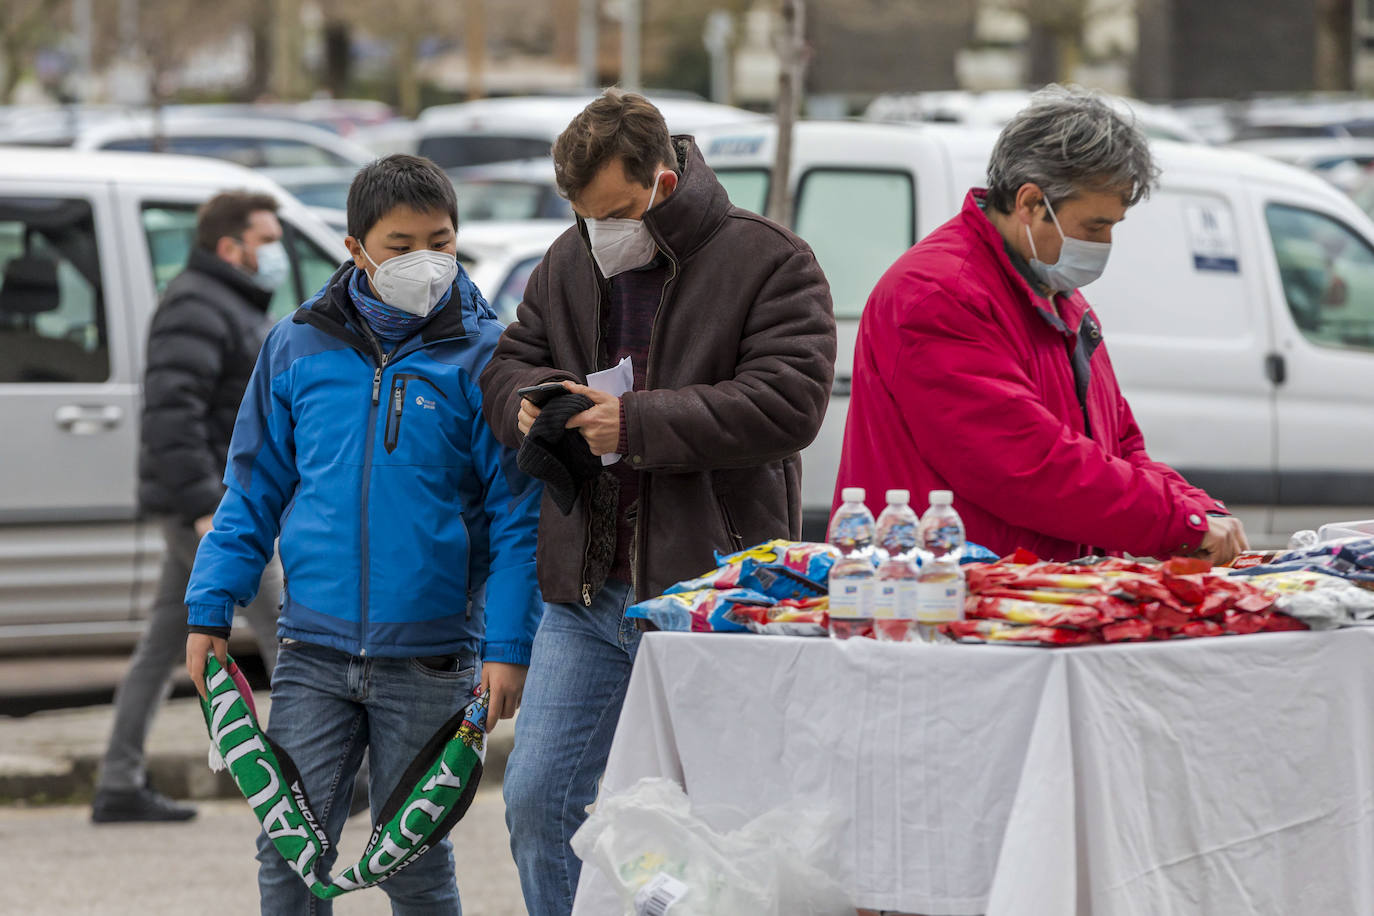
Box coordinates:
[92,191,288,823]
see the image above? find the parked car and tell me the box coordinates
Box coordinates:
[0,114,374,170]
[449,158,571,222]
[0,148,348,653]
[694,120,1374,545]
[1224,136,1374,193]
[415,93,765,169]
[457,220,568,323]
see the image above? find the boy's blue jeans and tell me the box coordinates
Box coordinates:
[503,580,640,916]
[256,639,479,916]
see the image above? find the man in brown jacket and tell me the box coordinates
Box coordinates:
[480,89,835,914]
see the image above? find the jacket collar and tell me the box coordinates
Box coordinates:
[187,247,273,312]
[960,189,1089,337]
[573,135,733,271]
[293,260,489,360]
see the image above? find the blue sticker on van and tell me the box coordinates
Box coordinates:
[1193,255,1240,272]
[706,136,765,157]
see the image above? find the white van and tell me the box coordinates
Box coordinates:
[416,94,765,170]
[0,149,348,652]
[693,120,1374,546]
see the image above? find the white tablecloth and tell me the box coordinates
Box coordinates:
[572,628,1374,915]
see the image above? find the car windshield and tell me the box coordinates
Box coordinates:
[280,180,352,211]
[451,178,569,221]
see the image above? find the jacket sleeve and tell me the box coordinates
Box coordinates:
[621,246,836,472]
[142,295,232,520]
[891,285,1213,558]
[479,256,579,450]
[184,328,298,630]
[462,367,543,665]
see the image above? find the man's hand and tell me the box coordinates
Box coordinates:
[563,382,622,457]
[186,632,228,699]
[1197,515,1248,566]
[517,398,542,438]
[194,515,214,538]
[480,661,528,735]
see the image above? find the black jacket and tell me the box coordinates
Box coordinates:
[138,248,274,521]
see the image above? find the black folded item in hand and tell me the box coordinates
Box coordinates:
[516,390,599,514]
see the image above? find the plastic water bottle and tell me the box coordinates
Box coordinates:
[827,487,876,640]
[873,490,920,643]
[914,490,966,642]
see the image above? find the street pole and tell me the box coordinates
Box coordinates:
[272,0,299,100]
[621,0,642,91]
[72,0,92,103]
[466,0,486,100]
[703,10,734,105]
[767,0,805,227]
[579,0,598,89]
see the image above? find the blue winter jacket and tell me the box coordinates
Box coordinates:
[185,262,543,664]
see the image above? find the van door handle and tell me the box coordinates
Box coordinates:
[1264,353,1287,386]
[55,404,124,434]
[832,374,852,397]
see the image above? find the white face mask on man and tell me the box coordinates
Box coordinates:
[1026,197,1112,292]
[361,247,458,317]
[585,170,666,278]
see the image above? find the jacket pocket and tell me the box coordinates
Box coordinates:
[717,495,744,552]
[384,373,447,455]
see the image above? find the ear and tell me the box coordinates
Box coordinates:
[215,235,242,265]
[344,236,369,272]
[658,169,679,198]
[1013,183,1046,225]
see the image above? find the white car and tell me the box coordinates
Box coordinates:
[458,220,569,324]
[1224,136,1374,193]
[0,148,347,652]
[415,93,765,169]
[0,113,375,170]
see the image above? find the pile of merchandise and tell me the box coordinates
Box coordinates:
[1229,536,1374,629]
[626,540,839,636]
[945,549,1307,647]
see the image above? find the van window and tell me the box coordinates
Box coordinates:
[417,135,554,170]
[714,168,769,214]
[140,203,342,320]
[261,138,353,169]
[0,196,109,383]
[794,169,914,319]
[1265,204,1374,351]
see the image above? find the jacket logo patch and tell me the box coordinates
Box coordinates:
[415,396,437,411]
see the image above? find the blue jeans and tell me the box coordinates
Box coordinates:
[504,580,639,916]
[256,639,478,916]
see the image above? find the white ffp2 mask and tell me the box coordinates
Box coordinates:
[586,171,666,278]
[362,247,458,317]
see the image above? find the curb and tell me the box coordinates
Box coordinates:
[0,729,514,807]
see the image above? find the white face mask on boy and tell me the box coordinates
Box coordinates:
[361,247,458,317]
[585,170,666,278]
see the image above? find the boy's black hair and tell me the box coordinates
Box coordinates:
[346,154,459,242]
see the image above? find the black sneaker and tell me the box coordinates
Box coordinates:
[91,786,197,823]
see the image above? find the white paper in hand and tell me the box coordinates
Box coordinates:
[586,355,633,466]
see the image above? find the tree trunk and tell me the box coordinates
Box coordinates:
[1,38,22,104]
[247,0,273,101]
[323,19,351,97]
[1315,0,1354,91]
[397,29,420,119]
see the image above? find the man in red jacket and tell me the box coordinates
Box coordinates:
[836,86,1247,564]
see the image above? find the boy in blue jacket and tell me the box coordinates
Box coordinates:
[183,154,541,915]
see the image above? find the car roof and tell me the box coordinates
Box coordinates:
[0,146,297,189]
[448,157,558,183]
[63,115,376,163]
[418,94,765,138]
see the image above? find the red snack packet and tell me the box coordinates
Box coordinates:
[1101,618,1153,642]
[945,618,1097,646]
[1179,619,1225,638]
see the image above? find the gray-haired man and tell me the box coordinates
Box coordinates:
[837,85,1247,564]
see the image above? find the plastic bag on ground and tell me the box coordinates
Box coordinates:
[571,777,853,916]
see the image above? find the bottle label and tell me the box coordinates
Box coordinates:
[926,523,964,555]
[872,580,915,620]
[829,578,873,620]
[915,578,965,623]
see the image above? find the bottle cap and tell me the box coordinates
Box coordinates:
[928,489,954,506]
[841,487,866,503]
[885,489,909,504]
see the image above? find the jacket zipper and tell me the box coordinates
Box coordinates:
[384,378,406,454]
[579,243,607,606]
[717,495,744,552]
[359,342,390,657]
[630,255,679,602]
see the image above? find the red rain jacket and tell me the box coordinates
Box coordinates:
[834,190,1226,560]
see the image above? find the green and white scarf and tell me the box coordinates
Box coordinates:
[198,655,487,899]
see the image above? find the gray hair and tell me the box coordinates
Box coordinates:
[985,85,1159,214]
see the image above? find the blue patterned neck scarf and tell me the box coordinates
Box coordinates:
[349,268,451,344]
